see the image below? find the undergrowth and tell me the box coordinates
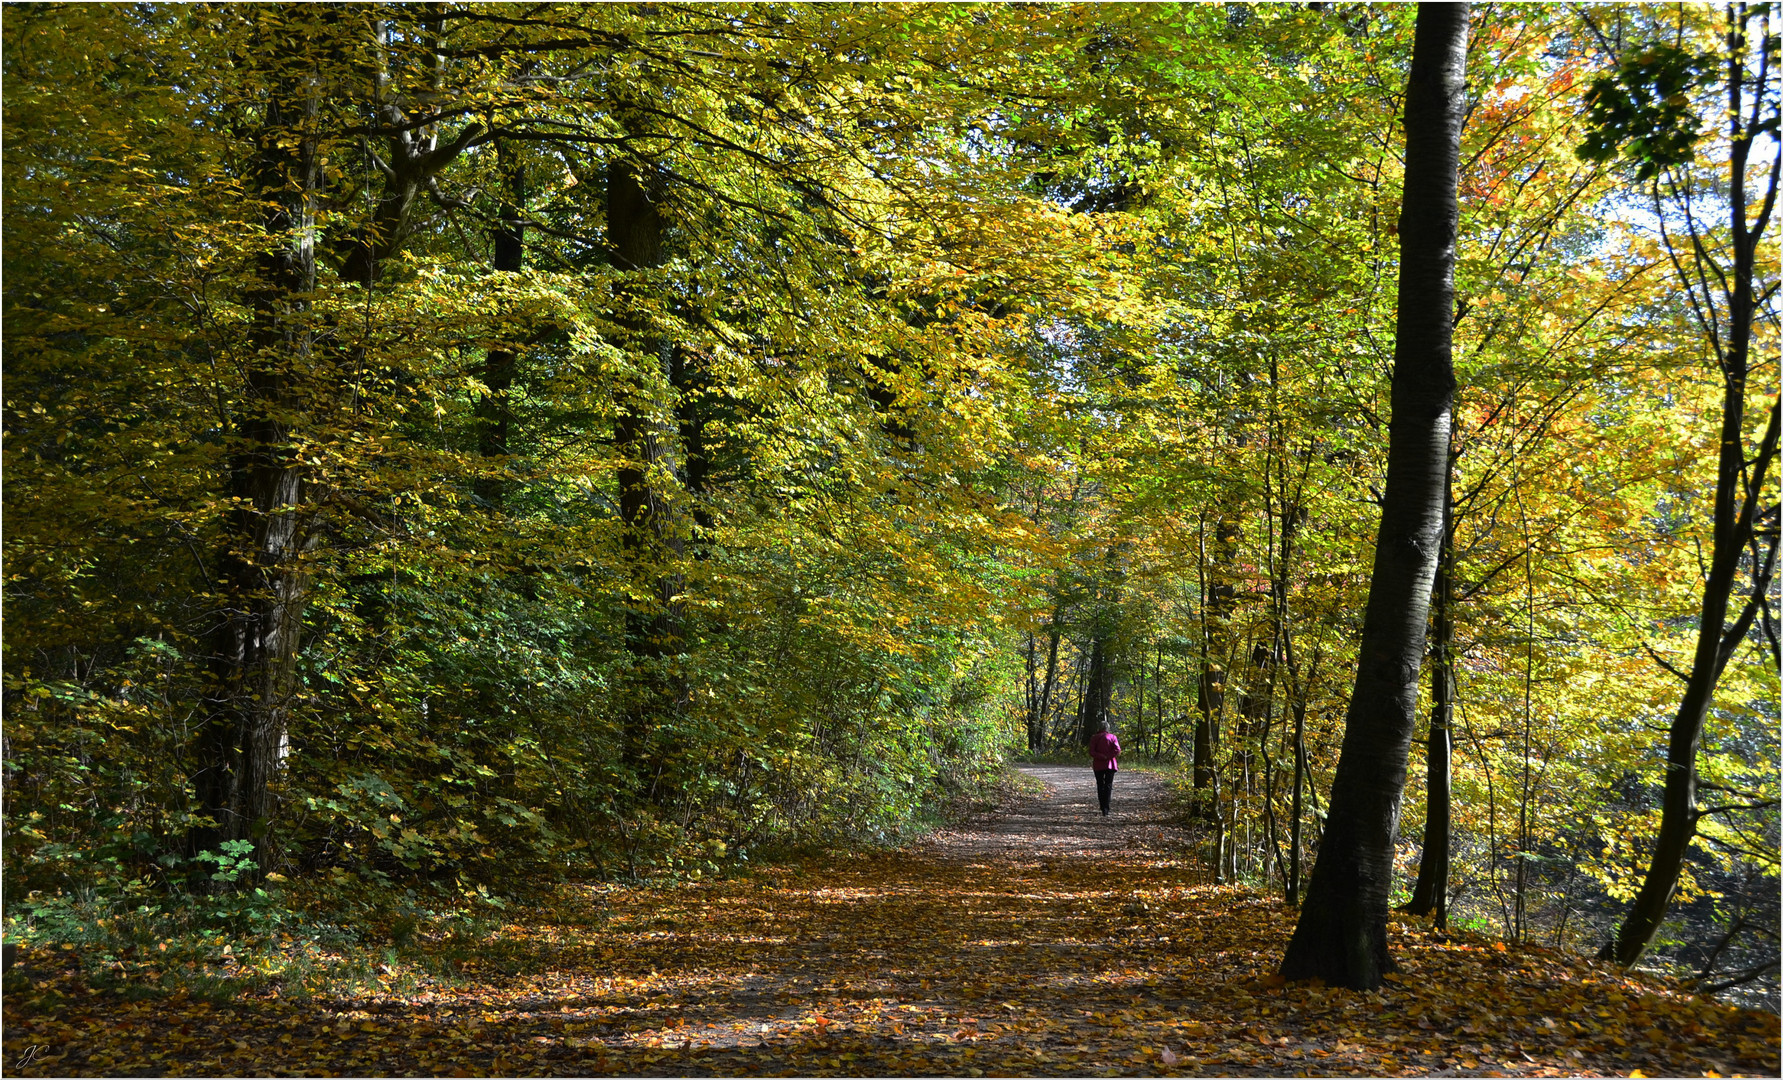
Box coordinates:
[2,759,1025,1006]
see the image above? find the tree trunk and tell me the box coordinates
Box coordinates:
[1153,643,1166,757]
[1262,686,1285,891]
[340,11,483,291]
[1289,681,1307,904]
[1599,3,1782,968]
[1133,654,1147,755]
[195,34,323,866]
[1194,512,1239,794]
[1039,609,1063,749]
[1025,632,1042,752]
[193,11,491,865]
[1239,638,1275,882]
[1277,486,1310,905]
[1077,632,1114,747]
[475,141,525,509]
[1070,651,1088,748]
[1192,711,1216,789]
[1279,1,1466,990]
[670,340,714,534]
[609,157,686,773]
[1602,405,1779,966]
[1404,464,1454,925]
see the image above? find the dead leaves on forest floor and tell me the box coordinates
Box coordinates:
[4,768,1777,1077]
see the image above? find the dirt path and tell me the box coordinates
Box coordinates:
[8,766,1777,1077]
[918,764,1202,866]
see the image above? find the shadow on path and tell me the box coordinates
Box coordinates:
[8,764,1774,1077]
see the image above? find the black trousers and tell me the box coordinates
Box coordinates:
[1094,768,1115,814]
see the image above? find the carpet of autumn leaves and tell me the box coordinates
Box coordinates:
[3,767,1777,1077]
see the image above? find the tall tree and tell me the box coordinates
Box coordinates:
[192,17,326,860]
[472,140,526,509]
[182,7,504,866]
[608,153,687,778]
[1193,511,1238,794]
[1278,1,1467,991]
[1578,1,1782,968]
[1403,458,1454,924]
[1025,600,1067,753]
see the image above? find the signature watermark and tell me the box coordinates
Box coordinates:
[15,1044,47,1068]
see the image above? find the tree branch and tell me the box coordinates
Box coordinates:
[1695,960,1781,995]
[1641,640,1692,683]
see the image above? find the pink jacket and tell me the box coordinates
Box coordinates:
[1090,732,1121,772]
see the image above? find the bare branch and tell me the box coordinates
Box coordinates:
[1696,960,1781,996]
[1641,640,1692,683]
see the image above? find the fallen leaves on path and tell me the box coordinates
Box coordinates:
[5,770,1776,1077]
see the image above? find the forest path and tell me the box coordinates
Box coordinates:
[917,764,1198,864]
[6,765,1776,1077]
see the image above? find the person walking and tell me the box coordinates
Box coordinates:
[1089,720,1121,817]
